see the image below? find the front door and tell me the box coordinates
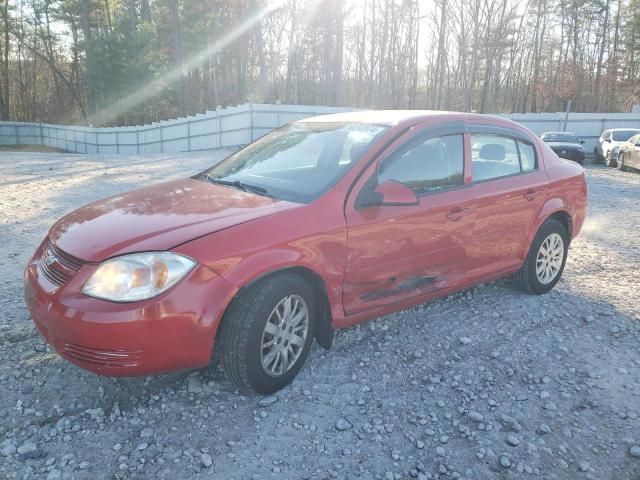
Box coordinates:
[628,135,640,169]
[342,124,475,315]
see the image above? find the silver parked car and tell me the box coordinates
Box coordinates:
[615,133,640,171]
[595,128,640,166]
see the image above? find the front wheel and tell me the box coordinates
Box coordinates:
[594,149,604,163]
[217,272,316,394]
[605,152,617,168]
[617,153,626,171]
[512,219,569,294]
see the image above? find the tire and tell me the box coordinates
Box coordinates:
[512,219,569,295]
[594,149,604,163]
[617,153,626,171]
[605,151,617,168]
[217,272,316,394]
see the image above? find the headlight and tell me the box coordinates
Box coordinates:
[82,252,196,302]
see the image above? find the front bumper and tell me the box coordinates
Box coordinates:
[552,148,585,163]
[24,241,237,376]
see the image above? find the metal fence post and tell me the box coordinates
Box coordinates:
[562,100,572,132]
[249,103,254,142]
[159,125,164,153]
[116,130,120,154]
[14,124,19,145]
[186,119,191,151]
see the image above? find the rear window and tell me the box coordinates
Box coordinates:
[471,134,537,181]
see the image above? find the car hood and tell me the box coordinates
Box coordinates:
[545,142,583,150]
[49,178,300,262]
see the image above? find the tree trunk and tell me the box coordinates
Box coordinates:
[2,0,10,119]
[170,0,185,116]
[333,0,344,106]
[593,0,610,111]
[80,0,96,117]
[285,0,297,103]
[249,0,269,102]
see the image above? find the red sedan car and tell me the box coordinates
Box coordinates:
[24,111,587,393]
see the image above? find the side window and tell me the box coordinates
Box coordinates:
[378,134,464,193]
[518,141,537,171]
[471,134,520,181]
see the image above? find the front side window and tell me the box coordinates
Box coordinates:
[203,122,388,203]
[612,130,640,141]
[378,134,464,193]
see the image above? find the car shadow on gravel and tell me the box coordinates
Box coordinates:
[3,275,640,479]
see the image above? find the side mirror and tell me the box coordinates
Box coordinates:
[374,180,419,205]
[579,139,585,144]
[356,179,418,209]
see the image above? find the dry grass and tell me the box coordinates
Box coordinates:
[0,144,68,153]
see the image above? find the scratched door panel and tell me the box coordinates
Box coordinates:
[343,187,475,315]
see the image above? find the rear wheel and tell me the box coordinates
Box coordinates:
[513,219,569,295]
[217,272,316,394]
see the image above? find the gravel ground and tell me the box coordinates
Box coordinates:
[1,152,640,480]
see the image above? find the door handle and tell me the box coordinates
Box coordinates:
[446,206,473,221]
[523,189,543,201]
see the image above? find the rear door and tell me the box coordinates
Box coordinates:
[464,125,549,281]
[342,122,475,315]
[629,135,640,168]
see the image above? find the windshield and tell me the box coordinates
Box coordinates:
[202,122,388,203]
[543,133,579,143]
[612,130,640,141]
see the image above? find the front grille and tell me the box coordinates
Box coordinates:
[37,240,85,287]
[552,148,582,161]
[62,342,142,368]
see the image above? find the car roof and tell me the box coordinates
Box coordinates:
[295,110,509,127]
[609,128,640,131]
[542,131,577,135]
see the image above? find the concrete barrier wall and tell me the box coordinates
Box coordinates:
[1,105,638,156]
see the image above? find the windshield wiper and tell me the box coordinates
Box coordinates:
[204,174,273,198]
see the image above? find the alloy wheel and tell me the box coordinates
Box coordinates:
[535,233,564,285]
[260,294,309,377]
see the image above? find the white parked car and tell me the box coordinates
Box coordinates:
[594,128,640,165]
